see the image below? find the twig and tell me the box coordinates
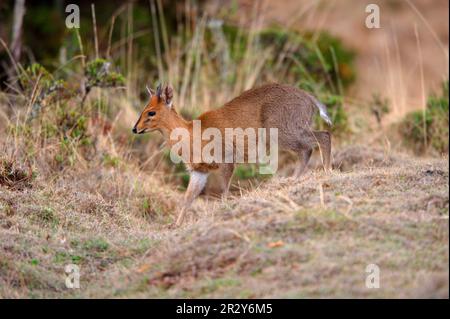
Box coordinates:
[91,4,99,59]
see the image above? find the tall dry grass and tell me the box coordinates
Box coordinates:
[0,0,349,182]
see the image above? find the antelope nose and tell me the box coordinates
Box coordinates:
[132,127,137,134]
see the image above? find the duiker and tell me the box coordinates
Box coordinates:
[133,83,332,227]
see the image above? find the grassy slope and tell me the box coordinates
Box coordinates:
[0,147,448,298]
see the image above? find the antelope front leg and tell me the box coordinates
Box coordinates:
[174,171,209,227]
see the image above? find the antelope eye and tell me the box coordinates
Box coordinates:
[148,111,156,117]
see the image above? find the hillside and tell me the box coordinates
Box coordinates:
[1,146,448,298]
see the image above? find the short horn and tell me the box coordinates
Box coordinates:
[146,85,152,96]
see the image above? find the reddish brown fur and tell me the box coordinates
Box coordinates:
[133,83,332,226]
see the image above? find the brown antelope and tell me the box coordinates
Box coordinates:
[133,83,332,227]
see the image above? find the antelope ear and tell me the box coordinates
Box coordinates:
[165,84,173,108]
[156,83,162,99]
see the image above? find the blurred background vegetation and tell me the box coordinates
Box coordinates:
[0,0,448,189]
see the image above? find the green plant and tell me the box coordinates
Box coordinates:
[83,238,109,252]
[19,63,70,119]
[50,105,94,167]
[30,259,39,266]
[234,164,258,180]
[400,80,449,154]
[234,164,272,180]
[82,58,125,107]
[54,252,83,264]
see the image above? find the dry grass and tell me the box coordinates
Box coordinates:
[0,146,447,298]
[0,0,448,299]
[0,157,33,190]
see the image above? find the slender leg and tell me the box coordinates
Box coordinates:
[219,163,234,197]
[294,148,313,178]
[313,131,332,171]
[174,171,209,227]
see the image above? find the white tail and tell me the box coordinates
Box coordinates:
[308,94,332,126]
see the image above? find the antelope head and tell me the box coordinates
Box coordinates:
[132,84,175,135]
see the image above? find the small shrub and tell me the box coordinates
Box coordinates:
[19,63,71,119]
[369,93,390,125]
[19,63,54,94]
[82,58,125,107]
[85,58,125,89]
